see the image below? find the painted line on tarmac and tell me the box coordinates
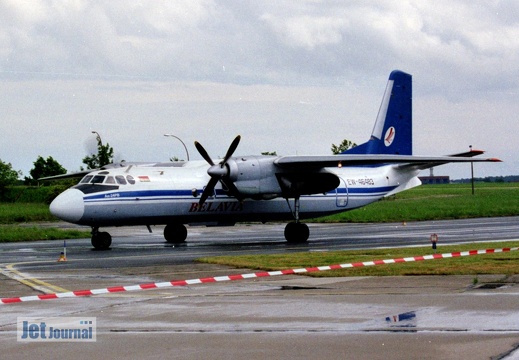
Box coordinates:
[1,246,518,305]
[0,263,70,294]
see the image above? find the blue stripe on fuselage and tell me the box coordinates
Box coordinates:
[84,189,194,201]
[337,186,396,194]
[83,185,398,203]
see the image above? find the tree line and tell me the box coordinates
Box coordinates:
[0,137,114,194]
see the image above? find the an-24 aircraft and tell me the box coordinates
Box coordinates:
[46,70,500,249]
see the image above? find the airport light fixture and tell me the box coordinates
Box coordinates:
[164,134,190,161]
[91,131,102,145]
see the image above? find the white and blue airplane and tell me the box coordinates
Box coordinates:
[47,70,500,249]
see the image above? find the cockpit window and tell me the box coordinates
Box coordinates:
[80,175,93,184]
[115,175,127,185]
[91,175,105,184]
[76,173,136,186]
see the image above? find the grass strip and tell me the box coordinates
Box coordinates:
[0,226,91,242]
[197,241,519,277]
[0,203,55,224]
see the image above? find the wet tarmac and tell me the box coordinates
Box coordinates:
[1,219,519,359]
[1,265,519,359]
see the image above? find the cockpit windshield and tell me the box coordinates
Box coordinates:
[80,175,93,184]
[78,174,137,186]
[91,175,105,184]
[115,175,127,185]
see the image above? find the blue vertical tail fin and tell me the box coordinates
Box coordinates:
[343,70,412,155]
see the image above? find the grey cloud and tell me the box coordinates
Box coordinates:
[0,1,517,177]
[1,1,518,96]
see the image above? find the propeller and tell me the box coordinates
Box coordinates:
[194,135,242,205]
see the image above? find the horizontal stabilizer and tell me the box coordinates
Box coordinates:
[448,149,485,157]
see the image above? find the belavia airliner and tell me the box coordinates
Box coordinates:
[45,70,500,249]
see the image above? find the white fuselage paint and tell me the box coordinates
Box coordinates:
[50,160,421,227]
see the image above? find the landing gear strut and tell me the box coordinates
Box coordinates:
[164,223,188,244]
[91,227,112,250]
[284,197,310,243]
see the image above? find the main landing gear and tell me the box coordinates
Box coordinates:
[284,196,310,243]
[163,223,188,244]
[89,198,307,248]
[91,227,112,250]
[284,222,309,243]
[90,223,188,249]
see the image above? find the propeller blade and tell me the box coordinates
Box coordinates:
[199,177,219,205]
[194,141,214,166]
[221,135,241,166]
[196,135,243,205]
[221,178,242,201]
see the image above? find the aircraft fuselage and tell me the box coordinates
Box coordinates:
[51,160,419,228]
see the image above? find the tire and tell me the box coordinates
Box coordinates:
[284,222,309,243]
[164,224,188,244]
[91,231,112,250]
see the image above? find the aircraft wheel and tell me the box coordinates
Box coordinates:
[164,223,187,244]
[284,222,309,243]
[91,231,112,250]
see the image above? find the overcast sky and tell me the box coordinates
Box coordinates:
[1,1,518,179]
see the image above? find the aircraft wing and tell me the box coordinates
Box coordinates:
[38,161,188,181]
[399,149,500,171]
[39,170,93,181]
[274,153,501,170]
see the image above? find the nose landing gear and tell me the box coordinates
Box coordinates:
[91,227,112,250]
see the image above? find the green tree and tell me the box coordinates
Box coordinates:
[82,133,114,169]
[0,159,21,194]
[25,156,67,185]
[331,139,357,154]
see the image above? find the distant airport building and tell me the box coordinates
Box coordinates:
[419,169,450,185]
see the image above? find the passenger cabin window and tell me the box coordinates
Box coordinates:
[116,175,127,185]
[127,175,136,184]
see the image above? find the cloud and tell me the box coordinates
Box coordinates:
[260,13,348,50]
[0,0,219,78]
[0,1,517,178]
[1,1,518,94]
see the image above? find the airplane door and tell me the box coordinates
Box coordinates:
[336,177,348,207]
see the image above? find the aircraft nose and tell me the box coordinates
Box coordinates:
[50,189,85,223]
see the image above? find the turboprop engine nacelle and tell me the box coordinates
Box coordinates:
[226,156,283,199]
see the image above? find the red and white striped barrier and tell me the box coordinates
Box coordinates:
[1,247,517,305]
